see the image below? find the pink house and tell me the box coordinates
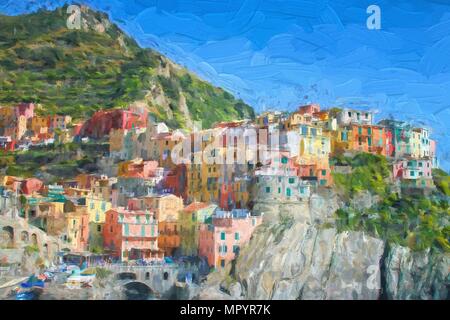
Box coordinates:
[21,178,44,195]
[15,102,35,119]
[297,104,320,115]
[198,209,262,269]
[393,159,433,180]
[103,208,163,261]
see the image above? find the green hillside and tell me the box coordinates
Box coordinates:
[0,5,254,128]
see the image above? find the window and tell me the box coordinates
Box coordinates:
[367,127,372,135]
[281,157,288,164]
[289,177,295,184]
[301,126,308,135]
[235,232,240,240]
[278,187,281,194]
[97,225,101,232]
[95,213,100,222]
[220,232,226,240]
[265,187,271,193]
[321,170,326,176]
[368,137,372,146]
[90,202,94,210]
[286,188,291,197]
[410,171,415,177]
[220,259,226,268]
[124,224,129,236]
[358,127,362,135]
[348,111,352,117]
[365,113,369,119]
[252,218,256,226]
[141,225,145,237]
[233,245,240,253]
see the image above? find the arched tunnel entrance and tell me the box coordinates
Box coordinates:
[123,281,154,300]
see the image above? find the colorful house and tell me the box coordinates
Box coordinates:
[143,194,184,222]
[198,209,262,269]
[349,124,390,156]
[31,116,49,135]
[21,178,44,195]
[66,206,89,252]
[336,108,373,126]
[103,208,162,261]
[378,119,412,158]
[393,158,435,189]
[48,115,72,132]
[179,202,217,256]
[158,220,181,256]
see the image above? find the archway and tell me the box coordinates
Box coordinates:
[31,233,38,245]
[1,226,14,247]
[123,281,154,300]
[20,230,29,243]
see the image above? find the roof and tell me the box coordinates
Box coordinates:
[183,202,209,213]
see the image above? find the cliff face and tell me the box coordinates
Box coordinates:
[0,5,254,128]
[200,191,449,300]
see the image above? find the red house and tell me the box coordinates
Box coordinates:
[21,178,44,195]
[79,107,148,139]
[163,164,187,200]
[15,102,35,120]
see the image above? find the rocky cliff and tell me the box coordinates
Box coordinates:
[198,190,449,300]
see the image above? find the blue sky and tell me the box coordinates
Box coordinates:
[1,0,450,170]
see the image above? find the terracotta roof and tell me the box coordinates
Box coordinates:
[183,202,209,213]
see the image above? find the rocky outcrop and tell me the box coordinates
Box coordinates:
[383,245,449,300]
[198,190,449,300]
[235,224,384,300]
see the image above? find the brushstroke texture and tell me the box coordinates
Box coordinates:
[0,0,449,170]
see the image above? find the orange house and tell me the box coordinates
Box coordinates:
[158,220,181,256]
[350,124,388,156]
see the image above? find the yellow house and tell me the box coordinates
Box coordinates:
[65,205,89,252]
[232,176,251,208]
[284,111,312,129]
[154,130,186,170]
[144,194,184,222]
[85,192,112,252]
[327,126,351,156]
[255,111,283,127]
[86,194,112,224]
[297,125,331,165]
[179,202,217,256]
[109,128,127,154]
[31,116,49,135]
[187,145,227,204]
